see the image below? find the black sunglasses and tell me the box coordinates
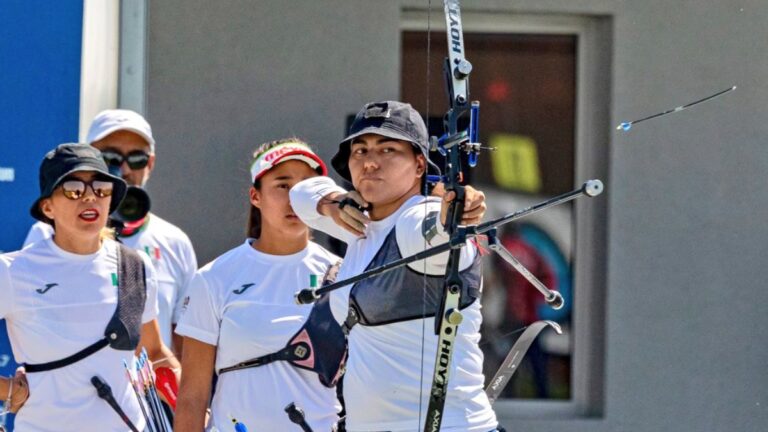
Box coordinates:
[101,149,151,170]
[58,178,114,200]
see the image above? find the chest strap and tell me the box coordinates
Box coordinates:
[24,339,110,373]
[25,244,146,373]
[218,341,312,375]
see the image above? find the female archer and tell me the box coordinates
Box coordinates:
[290,101,499,431]
[174,139,345,431]
[0,143,178,431]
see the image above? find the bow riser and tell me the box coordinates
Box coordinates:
[425,247,464,431]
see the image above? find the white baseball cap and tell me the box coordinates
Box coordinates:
[86,109,156,152]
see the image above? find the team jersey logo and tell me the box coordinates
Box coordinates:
[233,283,255,295]
[36,283,58,294]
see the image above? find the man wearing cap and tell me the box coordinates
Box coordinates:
[23,110,198,354]
[290,101,499,431]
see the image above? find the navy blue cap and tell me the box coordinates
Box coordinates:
[31,143,127,222]
[332,101,440,181]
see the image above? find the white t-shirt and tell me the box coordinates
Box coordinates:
[175,240,341,432]
[290,177,498,432]
[0,237,159,432]
[24,213,197,346]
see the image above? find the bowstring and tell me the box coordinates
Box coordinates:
[478,325,530,348]
[417,0,433,427]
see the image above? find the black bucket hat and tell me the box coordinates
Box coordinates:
[30,143,128,222]
[331,100,441,181]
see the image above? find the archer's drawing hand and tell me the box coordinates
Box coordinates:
[440,186,486,226]
[321,191,371,237]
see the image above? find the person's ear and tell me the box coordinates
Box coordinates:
[249,186,262,208]
[40,198,55,221]
[146,153,156,172]
[415,154,426,177]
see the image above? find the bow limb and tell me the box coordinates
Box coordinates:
[484,320,562,405]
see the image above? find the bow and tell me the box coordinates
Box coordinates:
[420,1,476,430]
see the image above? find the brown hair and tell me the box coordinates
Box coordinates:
[246,137,310,239]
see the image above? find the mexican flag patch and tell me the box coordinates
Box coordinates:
[144,246,161,260]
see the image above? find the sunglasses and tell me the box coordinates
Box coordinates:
[101,149,151,170]
[58,178,115,200]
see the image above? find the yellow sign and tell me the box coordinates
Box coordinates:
[489,134,542,193]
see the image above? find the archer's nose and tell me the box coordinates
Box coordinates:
[362,157,379,172]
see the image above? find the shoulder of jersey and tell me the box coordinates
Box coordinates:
[147,213,194,245]
[397,196,441,224]
[33,221,55,236]
[102,238,131,259]
[22,221,54,247]
[0,252,14,268]
[307,241,341,263]
[197,242,250,276]
[5,237,49,261]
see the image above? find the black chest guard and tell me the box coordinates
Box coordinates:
[219,260,347,388]
[25,244,146,373]
[345,228,481,330]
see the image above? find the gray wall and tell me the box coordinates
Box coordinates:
[146,1,768,431]
[146,0,402,258]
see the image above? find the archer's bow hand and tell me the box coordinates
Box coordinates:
[440,186,486,226]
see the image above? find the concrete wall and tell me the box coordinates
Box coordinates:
[146,1,768,431]
[146,0,402,259]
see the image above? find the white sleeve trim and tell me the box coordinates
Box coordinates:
[174,323,219,346]
[172,238,198,324]
[290,176,356,243]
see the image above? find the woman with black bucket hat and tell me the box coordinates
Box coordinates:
[0,143,179,431]
[174,139,345,432]
[290,101,498,431]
